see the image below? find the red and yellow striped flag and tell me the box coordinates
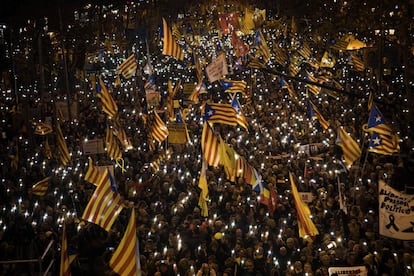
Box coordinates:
[106,127,126,172]
[281,77,296,99]
[97,76,118,118]
[236,155,247,178]
[203,102,238,126]
[172,22,182,41]
[56,121,71,166]
[290,172,319,241]
[106,127,122,161]
[231,97,249,131]
[254,30,271,62]
[306,71,321,96]
[150,111,169,143]
[60,222,70,276]
[109,209,139,276]
[297,41,312,59]
[81,169,124,231]
[113,126,133,150]
[117,54,137,79]
[201,122,220,167]
[349,54,365,72]
[84,157,101,186]
[32,176,51,196]
[162,18,184,61]
[308,100,330,130]
[336,127,361,167]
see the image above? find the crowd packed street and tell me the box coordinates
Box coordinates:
[0,0,413,275]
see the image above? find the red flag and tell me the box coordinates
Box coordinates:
[231,31,249,57]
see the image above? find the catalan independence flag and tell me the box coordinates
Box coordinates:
[97,76,118,118]
[369,131,400,155]
[366,105,393,136]
[117,54,137,79]
[201,122,220,167]
[110,209,140,276]
[254,30,271,62]
[308,100,330,130]
[203,102,238,126]
[220,78,247,94]
[306,71,321,96]
[81,169,124,231]
[162,18,184,61]
[231,97,248,131]
[32,176,51,196]
[281,77,296,99]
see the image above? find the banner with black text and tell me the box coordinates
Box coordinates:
[379,180,414,240]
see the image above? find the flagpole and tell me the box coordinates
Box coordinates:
[353,135,370,205]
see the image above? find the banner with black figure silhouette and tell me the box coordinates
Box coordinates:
[378,180,414,240]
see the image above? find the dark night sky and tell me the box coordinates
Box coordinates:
[0,0,112,26]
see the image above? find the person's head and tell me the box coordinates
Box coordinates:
[279,246,287,256]
[304,262,313,273]
[244,259,255,272]
[321,254,331,266]
[294,260,303,271]
[286,237,295,249]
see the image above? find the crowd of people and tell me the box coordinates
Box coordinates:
[1,1,414,275]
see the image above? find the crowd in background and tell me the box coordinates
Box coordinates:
[1,1,414,276]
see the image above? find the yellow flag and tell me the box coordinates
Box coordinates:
[219,136,237,182]
[290,172,319,241]
[198,159,209,217]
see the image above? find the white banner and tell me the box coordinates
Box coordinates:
[378,180,414,240]
[296,143,324,156]
[206,53,228,83]
[82,139,104,155]
[328,266,367,276]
